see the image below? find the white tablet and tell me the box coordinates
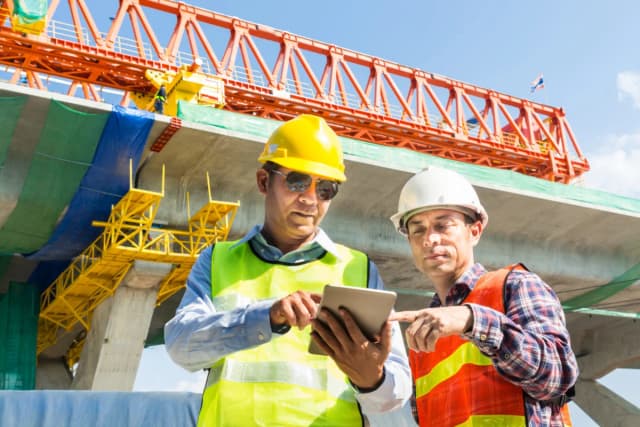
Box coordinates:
[308,284,397,355]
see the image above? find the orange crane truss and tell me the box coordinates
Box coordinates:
[0,0,589,182]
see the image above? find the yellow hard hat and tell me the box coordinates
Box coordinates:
[258,114,346,182]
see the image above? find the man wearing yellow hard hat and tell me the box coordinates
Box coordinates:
[165,114,415,426]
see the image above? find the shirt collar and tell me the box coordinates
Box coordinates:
[431,262,487,306]
[231,225,343,261]
[456,262,487,289]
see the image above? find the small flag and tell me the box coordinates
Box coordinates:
[530,73,544,93]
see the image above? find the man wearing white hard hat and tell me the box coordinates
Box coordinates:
[389,166,578,427]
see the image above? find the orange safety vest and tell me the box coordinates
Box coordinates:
[409,264,573,427]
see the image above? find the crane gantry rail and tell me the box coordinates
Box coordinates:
[0,0,589,182]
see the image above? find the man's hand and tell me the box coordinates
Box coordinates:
[270,291,322,330]
[389,306,473,352]
[311,308,392,390]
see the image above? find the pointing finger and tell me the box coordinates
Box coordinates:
[389,310,419,323]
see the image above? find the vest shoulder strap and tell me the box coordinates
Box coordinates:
[467,264,528,313]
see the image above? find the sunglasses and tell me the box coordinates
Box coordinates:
[270,169,340,201]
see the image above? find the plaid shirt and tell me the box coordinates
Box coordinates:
[430,263,578,427]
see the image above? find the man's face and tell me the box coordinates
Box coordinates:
[405,209,482,284]
[258,166,334,244]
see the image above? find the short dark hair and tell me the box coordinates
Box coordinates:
[463,214,478,225]
[262,161,280,189]
[262,161,280,173]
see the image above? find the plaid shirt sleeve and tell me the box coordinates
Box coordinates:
[464,269,578,401]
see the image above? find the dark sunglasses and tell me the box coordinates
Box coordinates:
[270,169,340,201]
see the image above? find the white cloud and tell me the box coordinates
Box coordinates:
[617,71,640,109]
[583,132,640,199]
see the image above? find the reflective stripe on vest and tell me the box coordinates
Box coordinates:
[205,359,356,403]
[198,240,368,427]
[457,415,525,427]
[414,341,491,399]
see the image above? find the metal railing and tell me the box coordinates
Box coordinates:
[8,15,552,155]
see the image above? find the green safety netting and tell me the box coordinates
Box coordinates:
[563,262,640,310]
[0,96,27,168]
[0,256,10,286]
[0,282,38,390]
[178,102,640,216]
[0,100,108,254]
[13,0,47,23]
[178,101,280,139]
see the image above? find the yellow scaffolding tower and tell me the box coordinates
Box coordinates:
[37,166,239,367]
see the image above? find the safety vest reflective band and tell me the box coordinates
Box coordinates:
[205,359,357,403]
[414,341,492,399]
[410,264,573,427]
[198,240,368,427]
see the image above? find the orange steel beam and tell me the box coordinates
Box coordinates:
[0,0,589,182]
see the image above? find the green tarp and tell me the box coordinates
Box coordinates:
[0,97,27,168]
[563,262,640,310]
[0,282,38,390]
[0,256,10,289]
[178,101,280,139]
[0,100,108,254]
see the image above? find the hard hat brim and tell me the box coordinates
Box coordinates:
[260,156,346,182]
[391,205,487,235]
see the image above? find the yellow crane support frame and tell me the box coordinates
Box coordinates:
[131,64,226,117]
[37,163,239,367]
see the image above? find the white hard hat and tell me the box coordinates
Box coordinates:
[390,166,488,235]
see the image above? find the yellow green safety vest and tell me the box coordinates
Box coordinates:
[197,240,369,427]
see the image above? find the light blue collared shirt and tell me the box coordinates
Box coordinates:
[164,225,416,425]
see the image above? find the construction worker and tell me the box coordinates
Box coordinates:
[154,84,167,114]
[165,114,415,426]
[388,166,578,426]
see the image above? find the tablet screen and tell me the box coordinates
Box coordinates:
[308,284,397,355]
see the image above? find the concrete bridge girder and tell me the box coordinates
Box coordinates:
[573,316,640,380]
[139,132,638,286]
[574,379,640,427]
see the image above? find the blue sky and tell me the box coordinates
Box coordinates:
[74,0,640,424]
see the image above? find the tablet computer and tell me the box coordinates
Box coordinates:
[308,285,397,355]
